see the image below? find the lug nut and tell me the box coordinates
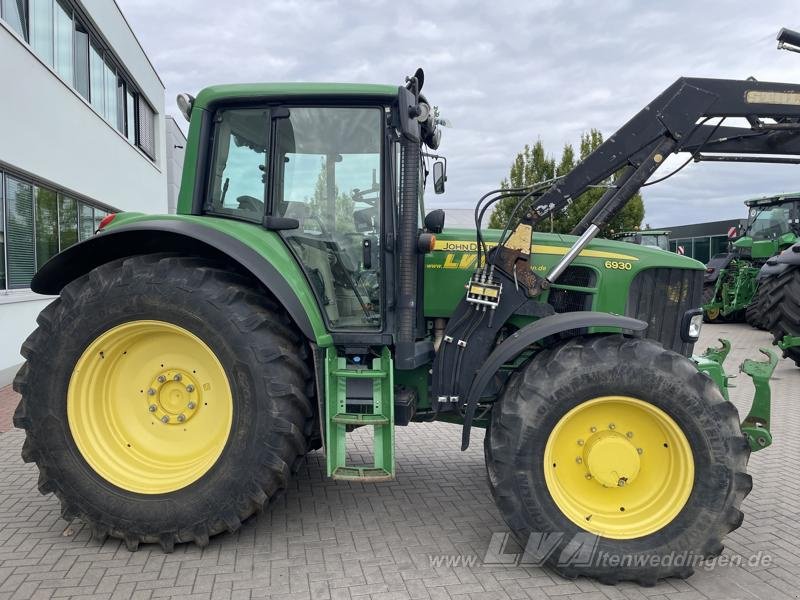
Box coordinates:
[147,388,156,396]
[148,404,157,413]
[626,431,634,438]
[157,375,166,383]
[186,384,195,393]
[187,401,196,410]
[575,457,583,464]
[618,478,626,487]
[173,374,182,382]
[577,439,584,446]
[177,414,186,423]
[585,474,592,480]
[637,448,643,455]
[590,426,597,433]
[161,415,170,424]
[608,423,616,430]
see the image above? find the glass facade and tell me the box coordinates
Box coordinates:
[1,0,157,162]
[0,170,115,290]
[669,235,729,263]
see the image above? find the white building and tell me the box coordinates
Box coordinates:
[0,0,175,385]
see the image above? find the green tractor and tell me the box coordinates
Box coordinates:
[14,48,800,584]
[702,193,800,324]
[612,229,671,251]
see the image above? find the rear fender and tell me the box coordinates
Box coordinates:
[31,219,328,343]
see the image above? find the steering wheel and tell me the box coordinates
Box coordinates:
[236,195,264,213]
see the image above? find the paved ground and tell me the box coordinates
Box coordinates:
[0,323,798,600]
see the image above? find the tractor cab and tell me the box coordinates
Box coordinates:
[734,194,800,259]
[612,230,670,251]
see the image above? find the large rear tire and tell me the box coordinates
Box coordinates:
[485,335,750,585]
[767,265,800,367]
[13,254,315,551]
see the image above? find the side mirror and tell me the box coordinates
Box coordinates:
[424,209,445,234]
[433,160,446,194]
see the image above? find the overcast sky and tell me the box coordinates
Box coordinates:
[119,0,800,227]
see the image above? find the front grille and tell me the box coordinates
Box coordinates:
[557,266,597,288]
[548,289,593,313]
[626,268,703,356]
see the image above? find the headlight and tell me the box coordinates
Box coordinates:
[681,308,704,343]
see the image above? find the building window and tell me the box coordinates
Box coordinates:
[0,173,5,290]
[34,184,58,269]
[126,89,136,143]
[58,194,77,250]
[89,40,104,115]
[73,19,89,99]
[137,97,156,159]
[53,0,72,82]
[78,202,94,241]
[1,0,28,40]
[5,176,36,289]
[0,170,115,290]
[30,0,53,66]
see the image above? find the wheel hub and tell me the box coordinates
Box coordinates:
[543,396,694,539]
[584,430,640,488]
[147,370,199,424]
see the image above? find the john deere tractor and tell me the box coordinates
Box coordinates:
[702,193,800,324]
[13,29,800,584]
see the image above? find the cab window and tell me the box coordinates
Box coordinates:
[207,108,269,221]
[273,106,383,329]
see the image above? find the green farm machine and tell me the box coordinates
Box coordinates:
[612,229,671,251]
[12,29,800,585]
[702,193,799,323]
[702,193,800,366]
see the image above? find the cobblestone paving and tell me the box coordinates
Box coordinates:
[0,323,798,599]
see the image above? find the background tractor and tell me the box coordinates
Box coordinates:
[702,193,800,324]
[13,29,800,585]
[611,229,671,251]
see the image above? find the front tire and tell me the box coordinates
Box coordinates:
[13,254,314,551]
[485,335,750,584]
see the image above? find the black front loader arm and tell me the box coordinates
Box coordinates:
[523,77,800,239]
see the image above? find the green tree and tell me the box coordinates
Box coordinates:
[307,158,355,232]
[488,129,644,236]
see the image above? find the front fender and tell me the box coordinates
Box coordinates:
[461,311,648,449]
[31,219,329,344]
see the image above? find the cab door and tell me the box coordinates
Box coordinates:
[270,106,385,331]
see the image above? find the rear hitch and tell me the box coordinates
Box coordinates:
[739,348,779,452]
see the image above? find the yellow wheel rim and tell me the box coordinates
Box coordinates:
[544,396,694,539]
[68,320,233,494]
[706,307,720,321]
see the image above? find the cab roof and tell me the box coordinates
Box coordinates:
[193,83,398,111]
[745,192,800,207]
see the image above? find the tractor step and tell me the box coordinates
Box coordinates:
[325,347,395,481]
[331,413,390,425]
[331,466,394,481]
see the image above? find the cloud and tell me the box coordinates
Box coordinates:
[119,0,800,228]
